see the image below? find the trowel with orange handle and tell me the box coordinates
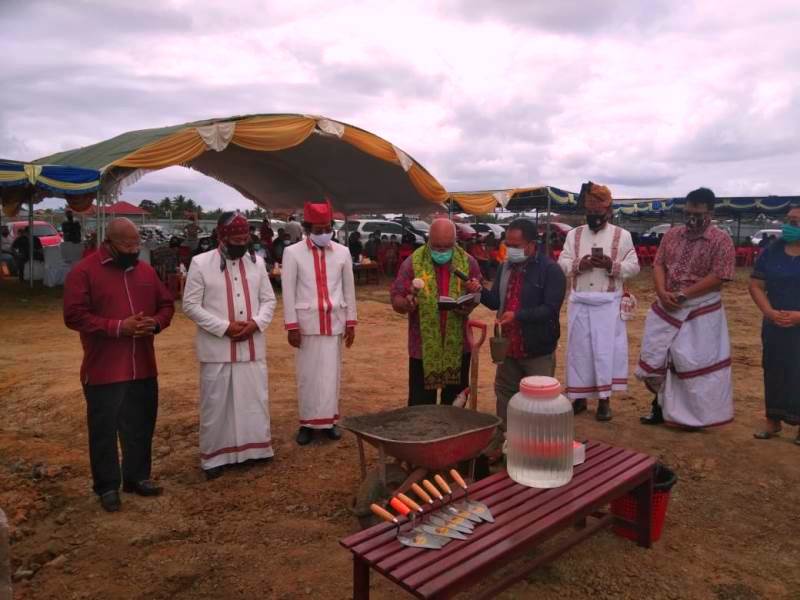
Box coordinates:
[448,469,495,523]
[395,492,473,535]
[370,503,448,550]
[421,478,478,531]
[433,474,483,524]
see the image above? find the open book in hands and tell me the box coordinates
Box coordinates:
[438,293,480,311]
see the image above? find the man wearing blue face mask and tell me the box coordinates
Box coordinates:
[480,219,566,427]
[282,200,357,445]
[391,218,483,406]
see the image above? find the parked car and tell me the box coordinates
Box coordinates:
[472,223,505,240]
[392,217,430,240]
[339,220,425,245]
[7,220,62,247]
[750,229,782,246]
[455,223,478,242]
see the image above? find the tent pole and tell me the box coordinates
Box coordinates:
[28,196,34,289]
[736,214,741,246]
[545,187,551,257]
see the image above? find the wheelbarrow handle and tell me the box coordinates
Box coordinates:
[466,319,488,351]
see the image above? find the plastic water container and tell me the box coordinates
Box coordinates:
[507,376,574,488]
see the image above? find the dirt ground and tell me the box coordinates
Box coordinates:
[1,268,798,600]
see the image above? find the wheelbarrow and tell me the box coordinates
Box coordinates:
[340,405,501,528]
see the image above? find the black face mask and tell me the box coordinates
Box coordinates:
[115,251,139,269]
[586,214,607,231]
[226,243,248,259]
[685,214,709,235]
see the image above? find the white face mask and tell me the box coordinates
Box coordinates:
[506,247,527,263]
[310,232,333,247]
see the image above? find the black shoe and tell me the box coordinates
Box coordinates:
[640,401,664,425]
[596,401,613,422]
[122,480,163,496]
[99,490,121,513]
[204,466,225,480]
[325,426,342,441]
[296,427,314,445]
[572,398,587,415]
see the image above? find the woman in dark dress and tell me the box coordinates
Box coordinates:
[749,205,800,444]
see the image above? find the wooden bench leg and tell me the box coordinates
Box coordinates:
[354,556,370,600]
[635,475,654,549]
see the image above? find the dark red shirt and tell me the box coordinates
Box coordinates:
[502,265,526,358]
[654,225,735,292]
[63,245,175,386]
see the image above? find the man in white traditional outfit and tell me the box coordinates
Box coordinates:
[559,183,640,421]
[282,200,357,446]
[636,187,736,429]
[182,212,277,479]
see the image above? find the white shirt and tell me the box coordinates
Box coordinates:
[558,224,640,293]
[183,249,277,363]
[282,239,357,336]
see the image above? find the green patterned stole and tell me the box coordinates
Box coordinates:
[412,245,469,389]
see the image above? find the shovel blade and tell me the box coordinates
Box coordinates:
[428,514,473,534]
[443,505,482,523]
[455,501,495,523]
[422,524,468,541]
[398,531,446,549]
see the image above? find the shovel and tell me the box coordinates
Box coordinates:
[433,475,482,524]
[449,469,495,523]
[466,320,488,410]
[370,504,447,550]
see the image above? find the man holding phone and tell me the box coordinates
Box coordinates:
[558,183,640,421]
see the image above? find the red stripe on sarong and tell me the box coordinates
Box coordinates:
[673,357,732,380]
[300,414,340,425]
[318,246,333,336]
[686,301,722,321]
[612,378,628,384]
[201,440,272,460]
[311,246,328,335]
[222,255,237,362]
[638,359,667,375]
[238,260,256,361]
[651,302,682,328]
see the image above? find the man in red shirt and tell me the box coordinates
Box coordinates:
[64,218,174,512]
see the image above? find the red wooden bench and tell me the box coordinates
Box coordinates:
[340,441,656,599]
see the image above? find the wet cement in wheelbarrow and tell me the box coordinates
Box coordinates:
[341,405,499,441]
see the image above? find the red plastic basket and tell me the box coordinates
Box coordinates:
[610,464,676,543]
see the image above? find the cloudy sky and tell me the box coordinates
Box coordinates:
[2,0,799,210]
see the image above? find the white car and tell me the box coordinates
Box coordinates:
[750,229,782,246]
[472,223,505,240]
[338,220,425,245]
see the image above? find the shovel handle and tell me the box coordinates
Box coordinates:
[390,497,411,516]
[396,493,423,513]
[466,319,488,351]
[434,474,452,495]
[422,479,444,500]
[411,483,433,504]
[449,469,467,490]
[370,503,398,524]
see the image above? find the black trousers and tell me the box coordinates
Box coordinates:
[83,378,158,495]
[408,353,471,406]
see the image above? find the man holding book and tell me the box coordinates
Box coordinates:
[391,219,482,406]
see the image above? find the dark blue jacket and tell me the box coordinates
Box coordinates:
[481,255,566,358]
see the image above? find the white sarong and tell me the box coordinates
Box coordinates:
[297,334,342,428]
[565,291,628,400]
[199,360,273,469]
[635,292,733,428]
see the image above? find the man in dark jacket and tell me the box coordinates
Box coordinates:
[480,219,566,426]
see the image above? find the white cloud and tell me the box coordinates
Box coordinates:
[2,0,799,211]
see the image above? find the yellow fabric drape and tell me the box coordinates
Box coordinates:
[449,192,502,215]
[231,116,316,151]
[341,126,399,164]
[112,128,207,169]
[407,165,449,205]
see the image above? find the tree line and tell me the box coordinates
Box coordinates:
[137,195,267,220]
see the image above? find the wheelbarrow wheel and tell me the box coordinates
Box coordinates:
[351,463,407,530]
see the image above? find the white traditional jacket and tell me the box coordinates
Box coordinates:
[282,239,357,335]
[183,249,276,363]
[558,224,640,293]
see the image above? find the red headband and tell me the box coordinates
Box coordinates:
[218,213,249,241]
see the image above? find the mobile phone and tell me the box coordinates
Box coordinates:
[591,247,603,258]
